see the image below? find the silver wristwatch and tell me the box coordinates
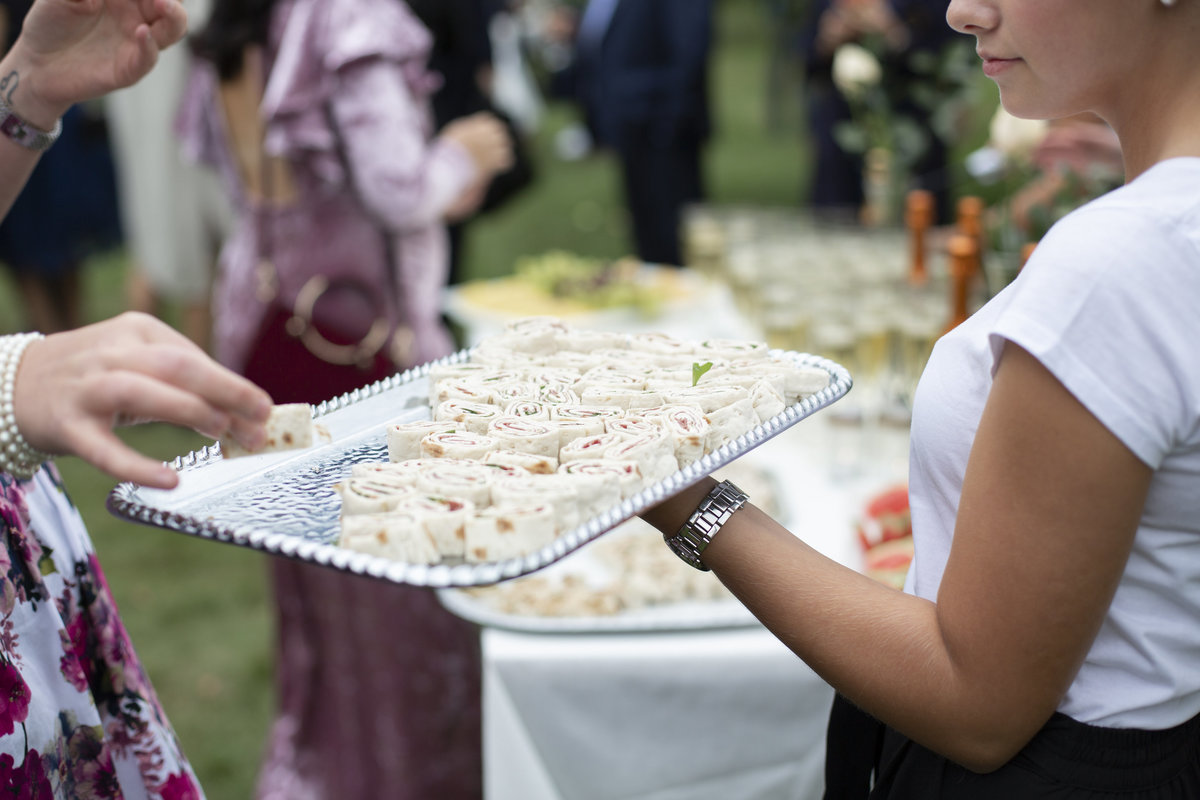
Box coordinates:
[0,98,61,152]
[664,480,749,571]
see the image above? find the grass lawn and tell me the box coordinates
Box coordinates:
[1,2,992,796]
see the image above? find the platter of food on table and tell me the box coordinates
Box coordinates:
[444,251,715,330]
[107,316,851,587]
[437,459,785,632]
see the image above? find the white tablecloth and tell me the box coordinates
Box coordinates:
[475,421,911,799]
[483,627,833,800]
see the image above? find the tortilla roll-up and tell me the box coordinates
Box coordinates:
[484,448,558,475]
[490,474,581,534]
[557,468,622,520]
[220,402,318,458]
[386,420,460,462]
[464,504,558,563]
[391,494,476,558]
[504,399,552,420]
[487,417,559,459]
[559,459,643,499]
[662,384,751,414]
[642,405,709,466]
[750,379,787,423]
[414,461,496,508]
[628,331,698,365]
[434,399,504,434]
[339,510,440,564]
[430,378,496,407]
[695,338,770,362]
[728,356,830,401]
[605,416,666,439]
[705,397,759,451]
[550,404,623,435]
[605,433,678,484]
[549,418,598,450]
[559,432,629,463]
[421,430,498,461]
[336,478,418,516]
[535,384,581,405]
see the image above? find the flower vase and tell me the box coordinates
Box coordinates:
[861,147,902,227]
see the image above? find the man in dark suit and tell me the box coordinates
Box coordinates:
[568,0,714,266]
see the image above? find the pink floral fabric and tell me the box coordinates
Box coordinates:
[0,468,203,799]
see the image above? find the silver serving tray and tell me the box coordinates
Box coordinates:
[107,348,851,587]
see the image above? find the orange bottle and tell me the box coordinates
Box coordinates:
[944,233,977,334]
[905,189,935,285]
[955,195,986,282]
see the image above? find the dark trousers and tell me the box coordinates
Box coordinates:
[616,137,704,267]
[824,693,1200,799]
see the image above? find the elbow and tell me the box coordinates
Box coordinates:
[934,714,1050,774]
[948,739,1023,775]
[354,175,440,233]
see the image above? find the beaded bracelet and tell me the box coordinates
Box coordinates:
[0,332,50,479]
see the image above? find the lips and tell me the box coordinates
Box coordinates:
[980,54,1020,77]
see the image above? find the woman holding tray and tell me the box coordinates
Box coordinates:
[0,0,276,795]
[645,0,1200,796]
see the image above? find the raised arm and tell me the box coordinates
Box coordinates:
[643,342,1150,771]
[0,0,186,216]
[328,56,510,233]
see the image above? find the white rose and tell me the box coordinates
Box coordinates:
[988,107,1048,161]
[832,43,883,99]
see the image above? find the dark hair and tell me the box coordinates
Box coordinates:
[190,0,278,81]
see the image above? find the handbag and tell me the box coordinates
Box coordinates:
[241,108,412,406]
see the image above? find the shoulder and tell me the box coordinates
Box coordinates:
[991,159,1200,466]
[312,0,434,70]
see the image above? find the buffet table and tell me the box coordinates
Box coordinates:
[446,418,911,799]
[482,626,832,800]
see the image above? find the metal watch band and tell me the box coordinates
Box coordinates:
[664,479,749,571]
[0,98,61,152]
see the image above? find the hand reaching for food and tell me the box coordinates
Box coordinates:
[12,312,272,488]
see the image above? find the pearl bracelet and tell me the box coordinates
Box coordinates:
[0,332,50,479]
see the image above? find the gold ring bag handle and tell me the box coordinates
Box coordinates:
[284,276,392,368]
[253,99,409,369]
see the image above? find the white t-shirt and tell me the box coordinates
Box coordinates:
[906,157,1200,730]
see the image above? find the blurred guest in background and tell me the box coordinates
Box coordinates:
[106,0,231,350]
[180,0,512,797]
[409,0,537,286]
[0,0,123,333]
[799,0,962,223]
[558,0,714,267]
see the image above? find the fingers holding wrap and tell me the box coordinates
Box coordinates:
[11,313,273,484]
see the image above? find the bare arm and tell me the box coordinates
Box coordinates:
[644,342,1150,771]
[330,58,509,232]
[0,0,186,216]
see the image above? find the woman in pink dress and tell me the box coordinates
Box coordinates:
[178,1,512,797]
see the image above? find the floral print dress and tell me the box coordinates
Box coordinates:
[0,467,203,799]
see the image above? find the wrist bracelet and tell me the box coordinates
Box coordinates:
[0,96,62,152]
[0,333,50,479]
